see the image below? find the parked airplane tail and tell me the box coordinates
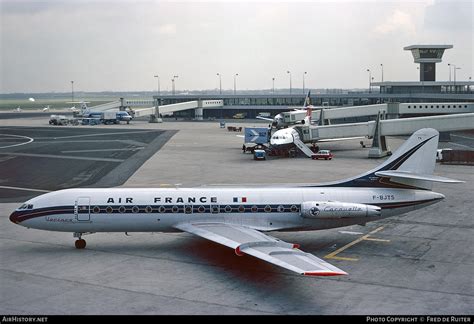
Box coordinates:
[326,128,462,190]
[80,102,90,115]
[304,90,312,107]
[301,90,313,125]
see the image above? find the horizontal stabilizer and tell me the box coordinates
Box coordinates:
[375,171,463,183]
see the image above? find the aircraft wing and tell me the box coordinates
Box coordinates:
[174,222,347,276]
[256,116,274,122]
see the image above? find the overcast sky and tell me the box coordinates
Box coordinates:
[0,0,472,93]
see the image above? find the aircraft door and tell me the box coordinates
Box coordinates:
[75,197,90,221]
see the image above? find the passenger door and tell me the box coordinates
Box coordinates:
[75,197,90,222]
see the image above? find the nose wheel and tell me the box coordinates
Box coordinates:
[75,239,86,249]
[73,232,87,249]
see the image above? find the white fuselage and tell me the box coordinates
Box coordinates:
[270,128,300,146]
[10,186,443,234]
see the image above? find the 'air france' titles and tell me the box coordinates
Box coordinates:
[106,197,218,204]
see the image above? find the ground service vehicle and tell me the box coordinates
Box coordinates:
[311,149,334,160]
[86,111,133,124]
[253,149,266,160]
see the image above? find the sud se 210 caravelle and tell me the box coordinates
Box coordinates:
[10,128,462,277]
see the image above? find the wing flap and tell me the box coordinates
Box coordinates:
[175,222,347,276]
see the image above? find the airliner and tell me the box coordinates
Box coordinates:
[10,128,461,276]
[257,91,316,128]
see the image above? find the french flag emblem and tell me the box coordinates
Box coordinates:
[233,197,247,203]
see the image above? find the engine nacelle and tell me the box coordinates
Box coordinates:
[301,201,381,219]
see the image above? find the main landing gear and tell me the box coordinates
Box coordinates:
[73,232,86,249]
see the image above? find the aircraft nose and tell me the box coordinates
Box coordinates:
[435,193,445,201]
[9,210,21,224]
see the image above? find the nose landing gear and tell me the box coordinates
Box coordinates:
[73,232,87,249]
[75,239,86,249]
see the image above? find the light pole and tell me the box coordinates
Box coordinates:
[154,75,160,96]
[302,71,307,94]
[233,73,238,95]
[174,75,178,95]
[380,64,384,82]
[454,66,461,93]
[366,69,371,93]
[448,63,452,82]
[272,77,275,94]
[217,73,222,95]
[70,80,74,103]
[287,70,292,94]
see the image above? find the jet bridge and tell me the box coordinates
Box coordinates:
[281,104,389,124]
[299,113,474,158]
[133,100,223,121]
[84,99,155,112]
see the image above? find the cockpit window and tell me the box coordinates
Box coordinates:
[18,204,33,210]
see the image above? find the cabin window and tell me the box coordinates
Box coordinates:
[198,205,206,213]
[158,206,166,213]
[118,206,126,213]
[106,206,113,213]
[264,205,272,213]
[172,206,179,213]
[290,205,298,212]
[145,206,152,213]
[251,205,258,212]
[277,205,285,213]
[132,206,139,213]
[225,205,232,213]
[92,206,100,213]
[185,205,192,214]
[211,205,219,214]
[238,205,245,213]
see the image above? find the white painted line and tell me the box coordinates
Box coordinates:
[448,142,473,150]
[0,152,124,163]
[451,134,474,141]
[0,185,51,193]
[61,147,143,153]
[41,130,156,140]
[0,134,34,149]
[338,231,364,235]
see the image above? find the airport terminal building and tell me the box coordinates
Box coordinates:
[152,45,473,119]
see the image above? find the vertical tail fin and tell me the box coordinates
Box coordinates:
[80,102,89,115]
[304,90,312,107]
[303,90,312,125]
[327,128,461,190]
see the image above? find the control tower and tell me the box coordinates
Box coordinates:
[404,45,453,82]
